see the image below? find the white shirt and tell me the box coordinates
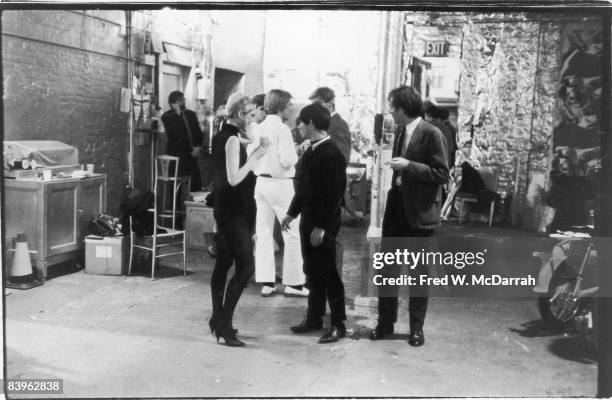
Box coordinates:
[401,117,421,155]
[252,114,298,178]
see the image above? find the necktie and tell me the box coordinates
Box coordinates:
[394,127,406,157]
[181,113,193,144]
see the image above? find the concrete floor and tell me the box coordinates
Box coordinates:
[5,222,597,398]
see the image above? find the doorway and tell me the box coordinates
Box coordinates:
[160,63,190,112]
[410,57,432,98]
[213,68,245,110]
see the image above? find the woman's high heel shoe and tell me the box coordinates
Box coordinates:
[215,328,245,347]
[209,318,238,336]
[209,318,217,336]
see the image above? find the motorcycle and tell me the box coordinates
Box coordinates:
[533,227,599,329]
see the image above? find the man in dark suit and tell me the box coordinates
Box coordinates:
[369,86,450,346]
[309,87,352,163]
[440,108,458,165]
[425,100,456,169]
[161,90,203,191]
[281,103,348,344]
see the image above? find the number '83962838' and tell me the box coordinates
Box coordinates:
[5,379,63,394]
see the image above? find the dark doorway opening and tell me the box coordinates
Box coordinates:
[213,68,244,110]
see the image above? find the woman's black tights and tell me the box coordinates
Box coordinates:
[210,214,255,333]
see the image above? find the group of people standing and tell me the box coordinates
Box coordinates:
[162,84,453,349]
[207,87,350,347]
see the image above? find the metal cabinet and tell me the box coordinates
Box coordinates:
[4,174,106,279]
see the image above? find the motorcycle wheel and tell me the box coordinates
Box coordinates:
[538,261,581,329]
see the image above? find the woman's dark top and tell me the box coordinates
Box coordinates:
[211,123,256,225]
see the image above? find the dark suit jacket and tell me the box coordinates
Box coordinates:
[432,119,457,169]
[328,113,352,163]
[387,119,450,230]
[288,139,347,235]
[161,109,203,173]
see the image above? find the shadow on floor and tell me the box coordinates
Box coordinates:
[509,319,565,338]
[509,319,596,365]
[348,324,411,341]
[548,336,597,365]
[129,264,193,279]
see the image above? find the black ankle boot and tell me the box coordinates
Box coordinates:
[215,324,245,347]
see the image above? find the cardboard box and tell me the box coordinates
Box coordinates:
[85,235,128,275]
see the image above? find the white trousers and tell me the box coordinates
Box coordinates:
[254,177,305,286]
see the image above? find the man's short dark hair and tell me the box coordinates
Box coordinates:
[252,93,265,108]
[423,100,442,120]
[308,87,335,103]
[168,90,184,105]
[439,108,450,120]
[299,103,331,131]
[388,85,422,118]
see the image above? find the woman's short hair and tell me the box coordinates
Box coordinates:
[388,85,423,118]
[299,103,331,131]
[265,89,292,114]
[226,92,251,119]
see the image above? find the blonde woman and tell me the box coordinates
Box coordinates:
[209,93,267,347]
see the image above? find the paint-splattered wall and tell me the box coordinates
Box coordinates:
[459,16,561,230]
[399,12,603,231]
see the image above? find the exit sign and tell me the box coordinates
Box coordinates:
[424,41,449,57]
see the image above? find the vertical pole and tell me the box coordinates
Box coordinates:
[127,11,134,188]
[598,11,612,399]
[363,11,391,298]
[368,11,390,236]
[364,11,403,298]
[368,10,403,238]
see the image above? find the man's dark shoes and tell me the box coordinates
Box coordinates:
[369,324,394,340]
[318,325,345,344]
[290,317,323,333]
[408,329,425,346]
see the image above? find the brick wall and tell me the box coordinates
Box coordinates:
[2,10,265,214]
[2,10,130,214]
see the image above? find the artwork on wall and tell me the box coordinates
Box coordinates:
[547,21,601,232]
